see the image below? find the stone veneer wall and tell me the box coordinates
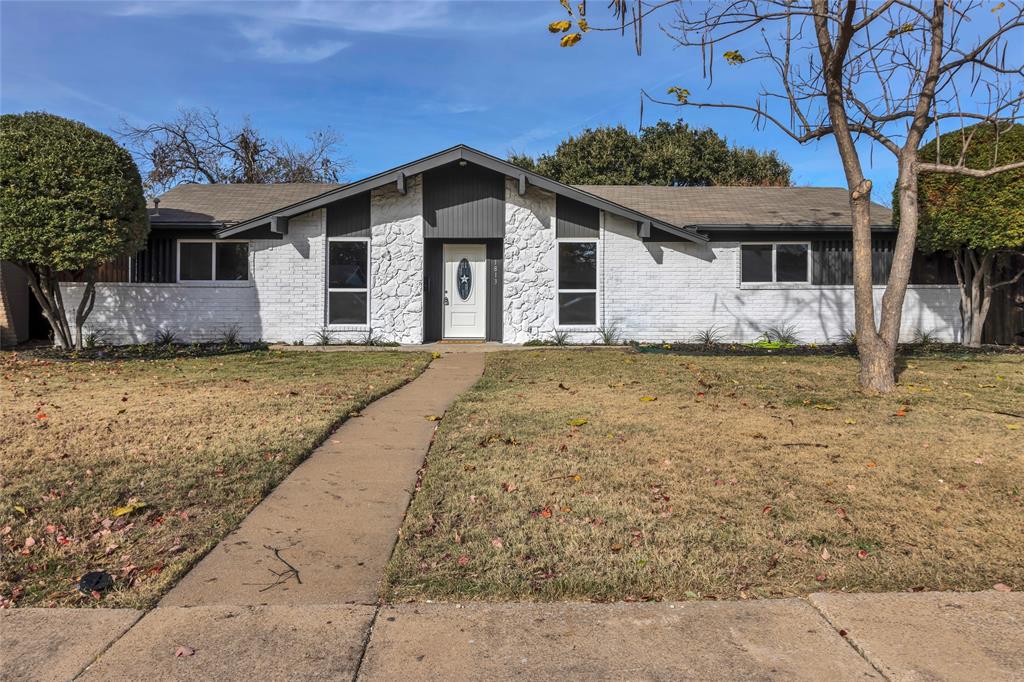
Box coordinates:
[368,176,424,344]
[502,179,557,343]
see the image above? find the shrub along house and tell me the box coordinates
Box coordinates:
[53,145,960,345]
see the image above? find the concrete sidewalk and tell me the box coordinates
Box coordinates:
[6,592,1021,681]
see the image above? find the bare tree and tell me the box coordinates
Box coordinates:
[556,0,1023,392]
[118,108,349,193]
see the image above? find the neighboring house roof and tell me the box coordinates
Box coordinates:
[148,183,341,225]
[577,186,893,230]
[215,145,709,243]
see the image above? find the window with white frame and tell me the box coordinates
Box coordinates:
[741,242,810,283]
[177,240,249,282]
[327,239,369,325]
[557,240,598,326]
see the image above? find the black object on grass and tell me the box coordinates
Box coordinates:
[78,571,113,594]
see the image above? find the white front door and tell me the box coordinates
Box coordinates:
[443,244,487,339]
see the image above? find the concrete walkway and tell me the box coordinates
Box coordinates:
[160,351,484,607]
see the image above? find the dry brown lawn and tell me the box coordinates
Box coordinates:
[1,350,429,608]
[385,349,1023,602]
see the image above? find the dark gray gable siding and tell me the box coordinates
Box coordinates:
[327,193,371,237]
[423,163,505,238]
[556,195,600,238]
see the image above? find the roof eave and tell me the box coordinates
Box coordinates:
[216,145,708,243]
[690,223,895,232]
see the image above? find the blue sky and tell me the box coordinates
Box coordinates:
[0,1,984,201]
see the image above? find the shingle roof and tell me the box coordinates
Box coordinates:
[149,183,341,225]
[149,179,891,230]
[576,185,893,228]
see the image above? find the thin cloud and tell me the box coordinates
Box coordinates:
[236,24,349,64]
[110,1,452,33]
[109,1,450,64]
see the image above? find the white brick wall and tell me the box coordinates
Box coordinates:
[598,213,961,344]
[59,282,262,344]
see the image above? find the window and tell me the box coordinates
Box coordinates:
[178,240,248,282]
[557,241,598,326]
[741,243,809,283]
[327,239,369,325]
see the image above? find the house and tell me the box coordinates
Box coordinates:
[4,144,962,347]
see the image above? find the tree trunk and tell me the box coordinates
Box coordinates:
[73,269,98,349]
[957,251,1023,348]
[17,264,73,348]
[858,335,896,393]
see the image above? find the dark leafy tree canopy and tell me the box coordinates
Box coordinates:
[510,120,792,186]
[910,122,1024,254]
[0,112,149,271]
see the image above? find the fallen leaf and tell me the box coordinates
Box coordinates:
[174,646,195,658]
[639,396,657,402]
[821,547,831,560]
[857,550,868,559]
[993,583,1012,592]
[762,505,772,515]
[457,555,470,566]
[566,418,588,427]
[815,574,827,582]
[1007,424,1021,430]
[491,537,503,548]
[23,537,35,548]
[540,507,553,518]
[866,461,877,468]
[14,505,26,515]
[424,415,442,421]
[610,542,624,552]
[502,482,518,493]
[112,501,147,517]
[894,406,908,417]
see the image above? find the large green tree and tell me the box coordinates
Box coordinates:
[0,112,149,348]
[906,122,1023,347]
[510,120,792,186]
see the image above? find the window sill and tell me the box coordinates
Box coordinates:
[326,324,370,331]
[739,283,959,290]
[176,280,253,288]
[556,325,600,331]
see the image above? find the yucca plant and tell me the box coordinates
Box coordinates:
[153,329,178,346]
[763,323,802,345]
[692,326,725,348]
[597,323,621,345]
[912,328,939,346]
[219,324,241,345]
[552,329,571,346]
[308,326,336,346]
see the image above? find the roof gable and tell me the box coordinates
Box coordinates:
[215,145,708,243]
